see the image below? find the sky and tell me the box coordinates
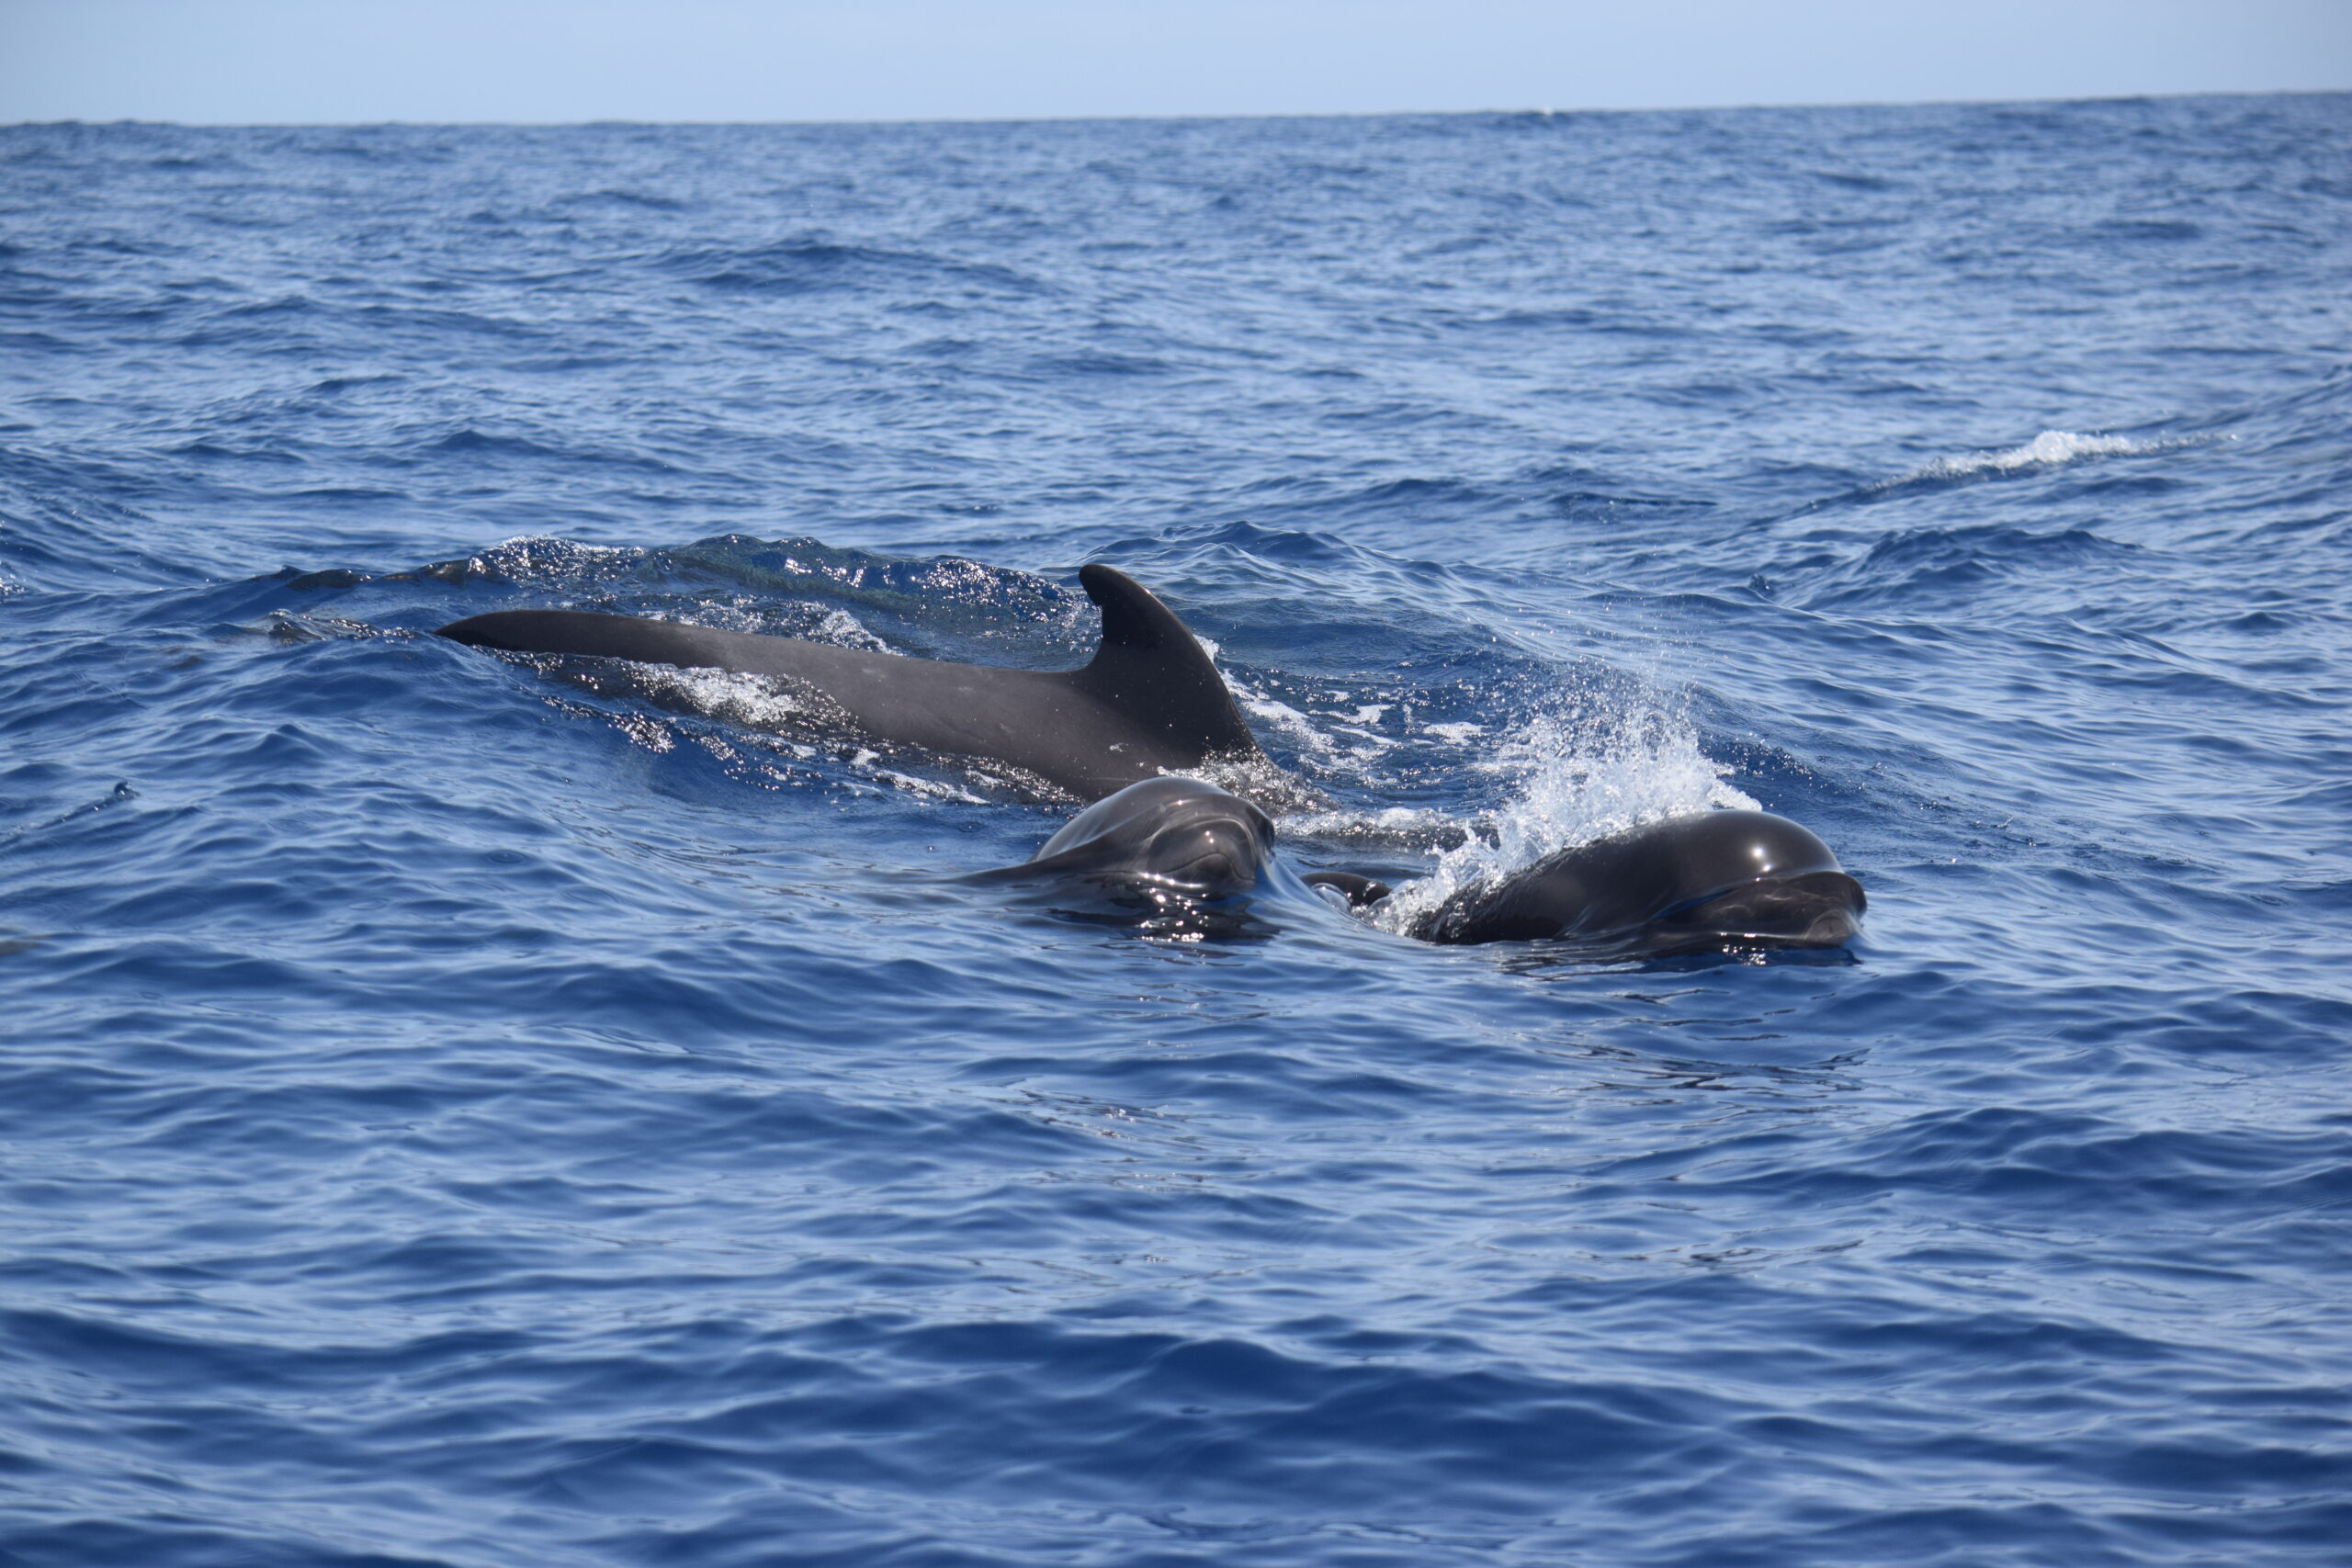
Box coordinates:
[3,0,2348,125]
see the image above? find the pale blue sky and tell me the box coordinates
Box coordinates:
[4,0,2347,124]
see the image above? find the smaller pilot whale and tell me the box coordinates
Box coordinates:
[1412,809,1865,953]
[970,775,1277,900]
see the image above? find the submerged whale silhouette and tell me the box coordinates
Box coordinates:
[989,776,1864,953]
[439,564,1265,802]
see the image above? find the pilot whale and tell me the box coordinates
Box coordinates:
[968,775,1393,939]
[1410,808,1864,952]
[970,775,1277,900]
[991,778,1865,955]
[439,564,1266,803]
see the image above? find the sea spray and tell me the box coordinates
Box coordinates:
[1374,705,1757,935]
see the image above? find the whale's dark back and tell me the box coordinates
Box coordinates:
[439,564,1261,802]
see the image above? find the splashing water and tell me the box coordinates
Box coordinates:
[1374,708,1758,934]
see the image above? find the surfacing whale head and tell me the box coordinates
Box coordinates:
[1416,809,1865,953]
[980,775,1277,900]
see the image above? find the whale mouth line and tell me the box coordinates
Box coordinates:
[1656,865,1867,908]
[1651,868,1867,942]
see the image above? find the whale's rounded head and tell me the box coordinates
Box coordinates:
[1654,862,1866,948]
[1582,810,1866,952]
[1423,809,1866,952]
[1023,775,1276,899]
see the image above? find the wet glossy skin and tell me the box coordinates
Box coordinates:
[1415,810,1867,951]
[989,783,1865,955]
[441,565,1267,803]
[978,775,1277,898]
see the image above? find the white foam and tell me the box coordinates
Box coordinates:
[1240,693,1329,750]
[808,607,888,651]
[627,663,815,730]
[1194,644,1405,791]
[1191,628,1376,773]
[1373,709,1757,936]
[1284,803,1465,850]
[849,753,989,804]
[1182,751,1331,814]
[1231,677,1383,782]
[492,533,639,561]
[1884,429,2209,489]
[677,599,889,651]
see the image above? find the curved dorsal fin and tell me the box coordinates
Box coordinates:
[1072,563,1259,758]
[1080,562,1197,653]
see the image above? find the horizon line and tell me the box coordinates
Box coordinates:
[6,85,2342,134]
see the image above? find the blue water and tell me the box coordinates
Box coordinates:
[5,96,2351,1566]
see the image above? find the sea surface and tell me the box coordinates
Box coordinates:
[4,96,2350,1567]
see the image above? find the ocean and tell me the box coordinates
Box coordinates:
[3,95,2349,1566]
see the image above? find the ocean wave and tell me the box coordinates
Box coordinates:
[1864,428,2218,495]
